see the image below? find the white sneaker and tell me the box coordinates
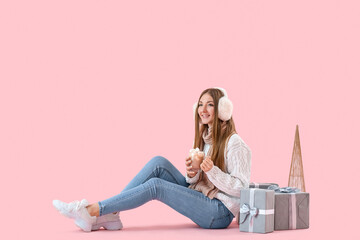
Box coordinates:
[92,212,123,231]
[53,199,96,232]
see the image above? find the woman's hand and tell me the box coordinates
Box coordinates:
[200,156,214,172]
[185,156,198,178]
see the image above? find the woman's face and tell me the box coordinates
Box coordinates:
[198,93,215,126]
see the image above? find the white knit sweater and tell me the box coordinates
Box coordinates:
[185,133,252,217]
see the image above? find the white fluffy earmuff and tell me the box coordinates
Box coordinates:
[193,87,233,121]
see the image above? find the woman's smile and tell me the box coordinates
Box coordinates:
[198,93,215,126]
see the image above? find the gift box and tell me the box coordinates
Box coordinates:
[249,182,279,189]
[239,188,275,233]
[236,182,279,225]
[271,187,310,230]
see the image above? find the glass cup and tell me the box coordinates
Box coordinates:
[189,148,204,171]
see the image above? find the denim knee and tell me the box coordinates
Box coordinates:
[148,155,171,168]
[143,177,163,200]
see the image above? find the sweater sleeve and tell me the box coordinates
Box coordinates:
[206,134,251,197]
[185,169,202,184]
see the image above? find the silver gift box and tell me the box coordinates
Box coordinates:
[274,192,310,230]
[236,183,278,225]
[239,188,275,233]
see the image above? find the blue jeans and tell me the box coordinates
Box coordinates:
[98,156,234,229]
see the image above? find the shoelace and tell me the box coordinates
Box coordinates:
[68,199,88,212]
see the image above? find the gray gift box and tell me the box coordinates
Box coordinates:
[249,182,279,189]
[236,183,279,225]
[239,189,275,233]
[274,192,310,230]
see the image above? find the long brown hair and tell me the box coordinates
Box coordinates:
[193,88,237,172]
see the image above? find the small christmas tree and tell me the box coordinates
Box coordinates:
[288,125,306,192]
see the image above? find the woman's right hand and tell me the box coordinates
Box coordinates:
[186,156,198,178]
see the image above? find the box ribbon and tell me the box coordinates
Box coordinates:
[289,193,297,229]
[240,188,274,232]
[268,185,300,193]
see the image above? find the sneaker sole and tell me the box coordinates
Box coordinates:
[92,221,123,231]
[75,218,93,232]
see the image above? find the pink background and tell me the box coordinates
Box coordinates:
[1,1,359,239]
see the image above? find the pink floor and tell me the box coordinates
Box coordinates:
[13,199,342,240]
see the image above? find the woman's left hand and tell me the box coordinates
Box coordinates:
[200,156,214,172]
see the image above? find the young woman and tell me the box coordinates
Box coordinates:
[53,87,251,231]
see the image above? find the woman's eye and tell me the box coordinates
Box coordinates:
[209,104,214,106]
[198,104,203,106]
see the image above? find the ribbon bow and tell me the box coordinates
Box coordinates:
[239,203,259,224]
[268,185,300,193]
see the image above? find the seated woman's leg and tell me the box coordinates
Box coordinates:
[121,156,188,192]
[87,156,188,217]
[98,178,234,229]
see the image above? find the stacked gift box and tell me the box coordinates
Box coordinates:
[239,188,275,233]
[238,183,310,233]
[236,182,278,225]
[270,185,310,230]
